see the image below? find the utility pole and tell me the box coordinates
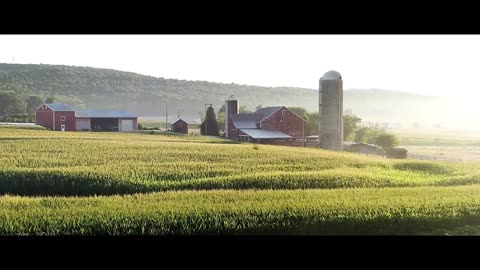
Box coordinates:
[165,104,168,131]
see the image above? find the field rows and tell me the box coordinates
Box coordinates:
[1,186,480,235]
[1,127,480,234]
[1,129,477,195]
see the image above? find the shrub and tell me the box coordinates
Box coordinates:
[375,133,399,150]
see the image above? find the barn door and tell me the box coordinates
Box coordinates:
[121,120,134,132]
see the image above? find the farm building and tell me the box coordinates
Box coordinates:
[386,148,408,159]
[35,103,76,131]
[224,98,307,144]
[170,118,188,134]
[344,143,386,156]
[35,103,137,132]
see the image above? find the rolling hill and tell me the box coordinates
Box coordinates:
[0,63,466,127]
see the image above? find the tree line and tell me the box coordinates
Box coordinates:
[0,63,317,117]
[0,90,55,122]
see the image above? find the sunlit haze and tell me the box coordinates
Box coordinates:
[0,35,479,97]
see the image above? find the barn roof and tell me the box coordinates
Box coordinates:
[45,103,75,111]
[76,110,137,118]
[230,106,287,129]
[253,106,283,118]
[239,128,292,139]
[230,114,263,128]
[172,118,187,124]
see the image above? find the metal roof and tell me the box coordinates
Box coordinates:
[253,106,283,118]
[76,110,137,118]
[230,114,263,128]
[46,103,75,111]
[230,107,285,129]
[239,128,292,139]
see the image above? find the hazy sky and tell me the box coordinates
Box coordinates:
[0,35,478,97]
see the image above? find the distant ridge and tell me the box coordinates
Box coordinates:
[0,63,458,125]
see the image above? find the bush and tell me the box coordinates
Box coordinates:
[138,123,143,130]
[375,133,399,150]
[0,114,35,123]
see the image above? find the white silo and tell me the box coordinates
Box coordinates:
[319,70,343,150]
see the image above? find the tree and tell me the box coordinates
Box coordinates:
[354,126,371,143]
[45,97,55,103]
[352,121,387,144]
[200,105,219,136]
[307,112,319,135]
[25,96,44,115]
[239,105,251,114]
[365,123,386,144]
[0,91,23,115]
[343,115,362,141]
[255,104,263,111]
[217,109,225,132]
[375,133,399,150]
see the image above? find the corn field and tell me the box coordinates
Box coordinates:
[1,127,480,235]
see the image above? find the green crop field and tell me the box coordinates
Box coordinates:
[390,127,480,162]
[1,126,480,235]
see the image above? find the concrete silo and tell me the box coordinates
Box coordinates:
[319,70,343,150]
[224,96,239,139]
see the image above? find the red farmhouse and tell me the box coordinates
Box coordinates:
[224,98,307,144]
[35,103,138,132]
[170,118,188,134]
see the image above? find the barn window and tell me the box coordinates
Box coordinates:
[282,110,286,116]
[60,116,65,121]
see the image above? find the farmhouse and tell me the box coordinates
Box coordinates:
[170,118,188,134]
[224,98,307,144]
[35,103,138,132]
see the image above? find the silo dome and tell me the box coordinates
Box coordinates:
[321,70,342,80]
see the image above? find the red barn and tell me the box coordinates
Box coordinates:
[35,103,76,131]
[170,118,188,134]
[225,100,307,144]
[35,103,137,132]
